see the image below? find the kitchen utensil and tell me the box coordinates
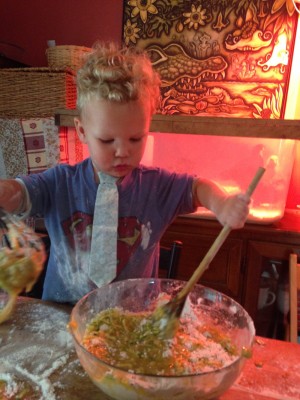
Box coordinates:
[0,208,46,323]
[152,166,265,337]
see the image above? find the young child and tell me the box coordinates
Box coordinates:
[0,42,250,303]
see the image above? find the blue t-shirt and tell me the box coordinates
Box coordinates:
[20,158,196,303]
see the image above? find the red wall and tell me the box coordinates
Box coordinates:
[0,0,124,66]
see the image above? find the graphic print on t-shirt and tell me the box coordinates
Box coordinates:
[62,213,152,275]
[62,211,93,252]
[117,216,142,272]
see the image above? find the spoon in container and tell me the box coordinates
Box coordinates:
[152,166,266,338]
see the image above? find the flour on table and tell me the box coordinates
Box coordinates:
[0,301,79,400]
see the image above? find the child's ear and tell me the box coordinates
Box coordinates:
[74,117,87,144]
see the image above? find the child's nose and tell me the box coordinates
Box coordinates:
[115,143,129,157]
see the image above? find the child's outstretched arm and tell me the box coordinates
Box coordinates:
[192,178,250,229]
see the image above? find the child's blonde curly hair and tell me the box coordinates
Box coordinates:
[76,42,161,114]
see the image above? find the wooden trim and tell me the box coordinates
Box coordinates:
[289,253,300,343]
[55,109,300,139]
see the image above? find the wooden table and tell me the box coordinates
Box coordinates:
[0,296,299,400]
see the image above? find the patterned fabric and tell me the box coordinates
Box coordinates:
[59,127,69,164]
[42,118,60,168]
[21,119,48,173]
[0,118,88,179]
[0,145,7,178]
[0,117,59,178]
[0,118,27,179]
[89,172,119,287]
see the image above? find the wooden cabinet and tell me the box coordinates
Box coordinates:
[160,218,244,300]
[161,210,300,338]
[244,241,297,339]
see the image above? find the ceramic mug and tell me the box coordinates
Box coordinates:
[258,287,276,310]
[277,283,290,315]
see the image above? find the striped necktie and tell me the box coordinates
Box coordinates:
[89,172,119,287]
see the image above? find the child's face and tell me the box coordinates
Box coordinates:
[75,97,152,179]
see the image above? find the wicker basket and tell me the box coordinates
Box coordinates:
[0,67,77,118]
[46,45,91,70]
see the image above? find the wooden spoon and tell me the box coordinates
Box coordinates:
[152,166,266,337]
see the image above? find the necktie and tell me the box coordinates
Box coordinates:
[89,172,119,287]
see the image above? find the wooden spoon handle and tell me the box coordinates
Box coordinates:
[178,166,266,300]
[244,167,266,197]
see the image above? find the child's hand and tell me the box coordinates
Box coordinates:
[215,193,250,229]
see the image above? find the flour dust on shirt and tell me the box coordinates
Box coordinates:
[19,159,196,303]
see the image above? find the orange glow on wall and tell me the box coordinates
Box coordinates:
[286,142,300,209]
[149,133,295,224]
[285,12,300,209]
[258,31,289,69]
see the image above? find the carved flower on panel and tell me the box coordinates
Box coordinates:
[124,19,141,45]
[128,0,158,24]
[183,4,207,30]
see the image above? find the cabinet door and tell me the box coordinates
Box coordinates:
[243,241,299,338]
[161,229,243,301]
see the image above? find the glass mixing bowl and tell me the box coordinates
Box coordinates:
[69,278,255,400]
